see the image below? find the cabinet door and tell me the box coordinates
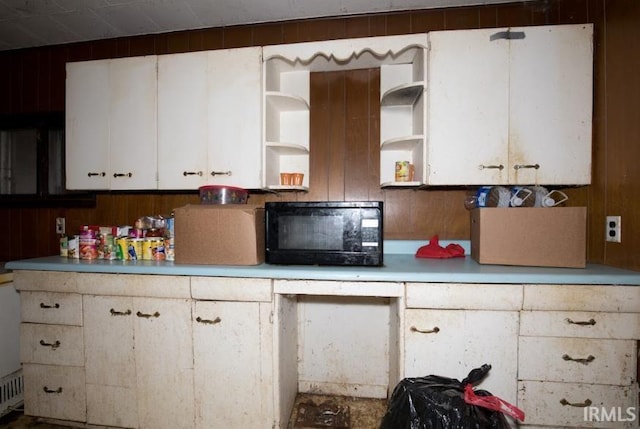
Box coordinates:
[509,24,593,185]
[405,309,519,404]
[65,60,110,190]
[84,296,194,429]
[83,295,138,428]
[427,29,509,185]
[157,52,209,189]
[207,47,263,188]
[193,300,269,428]
[109,56,158,190]
[134,297,194,429]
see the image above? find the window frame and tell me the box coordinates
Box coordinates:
[0,113,95,208]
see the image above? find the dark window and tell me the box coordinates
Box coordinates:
[0,113,94,207]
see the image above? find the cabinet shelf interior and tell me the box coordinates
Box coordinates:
[381,82,425,106]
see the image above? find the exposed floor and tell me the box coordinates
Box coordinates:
[0,410,68,429]
[0,395,388,429]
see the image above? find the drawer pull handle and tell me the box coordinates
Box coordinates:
[40,303,60,309]
[113,172,133,178]
[560,398,592,408]
[566,318,596,326]
[136,311,160,319]
[513,163,540,170]
[39,340,61,349]
[562,354,595,364]
[87,172,106,177]
[210,170,232,176]
[479,164,504,170]
[183,171,203,177]
[196,316,222,325]
[110,308,132,316]
[410,326,440,334]
[43,386,63,394]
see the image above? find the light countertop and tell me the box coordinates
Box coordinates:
[6,241,640,285]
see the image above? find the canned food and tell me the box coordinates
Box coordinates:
[164,237,175,261]
[395,161,413,182]
[60,236,68,257]
[79,229,98,260]
[116,237,128,260]
[143,238,165,261]
[127,238,143,261]
[97,233,116,260]
[68,236,80,259]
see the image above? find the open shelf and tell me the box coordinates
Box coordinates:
[381,82,425,107]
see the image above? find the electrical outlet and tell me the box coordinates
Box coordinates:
[605,215,621,243]
[55,217,65,235]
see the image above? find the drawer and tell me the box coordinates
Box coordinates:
[523,284,640,312]
[520,311,640,339]
[518,380,638,428]
[191,276,272,301]
[518,336,636,385]
[406,283,522,310]
[21,291,82,325]
[20,323,84,366]
[23,363,86,422]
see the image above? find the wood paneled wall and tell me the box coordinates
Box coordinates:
[1,0,638,272]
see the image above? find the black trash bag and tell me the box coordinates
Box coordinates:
[380,364,522,429]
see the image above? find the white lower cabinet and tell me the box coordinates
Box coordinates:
[14,272,640,429]
[19,290,86,422]
[193,300,272,428]
[404,309,519,404]
[518,285,640,428]
[404,283,521,405]
[83,295,194,429]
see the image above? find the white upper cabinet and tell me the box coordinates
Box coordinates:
[68,48,262,191]
[426,24,594,186]
[262,34,428,191]
[157,47,263,190]
[207,47,263,189]
[66,59,111,190]
[66,56,158,190]
[109,56,158,190]
[157,52,209,190]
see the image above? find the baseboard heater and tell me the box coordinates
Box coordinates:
[0,368,23,417]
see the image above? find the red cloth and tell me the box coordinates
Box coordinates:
[415,235,465,259]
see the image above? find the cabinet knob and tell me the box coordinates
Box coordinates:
[210,170,232,176]
[113,172,133,178]
[88,172,106,177]
[196,316,222,325]
[410,325,440,334]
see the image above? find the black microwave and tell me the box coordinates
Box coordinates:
[265,201,383,266]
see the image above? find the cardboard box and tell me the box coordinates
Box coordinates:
[470,207,587,268]
[174,204,265,265]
